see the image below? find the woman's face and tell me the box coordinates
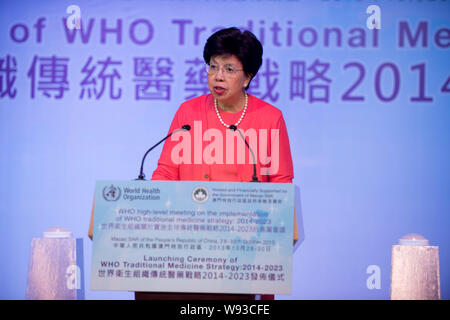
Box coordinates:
[207,54,252,109]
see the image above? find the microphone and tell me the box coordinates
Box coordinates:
[229,125,259,182]
[136,124,191,180]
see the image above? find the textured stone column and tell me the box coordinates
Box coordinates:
[26,227,81,300]
[390,234,440,300]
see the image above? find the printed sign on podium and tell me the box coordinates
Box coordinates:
[90,180,294,294]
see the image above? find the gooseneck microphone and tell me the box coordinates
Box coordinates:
[136,124,191,180]
[229,125,259,182]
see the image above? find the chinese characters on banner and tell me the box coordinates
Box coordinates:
[1,54,448,103]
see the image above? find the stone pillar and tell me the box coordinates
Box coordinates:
[390,234,440,300]
[26,227,82,300]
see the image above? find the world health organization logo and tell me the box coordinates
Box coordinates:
[102,184,121,201]
[192,186,208,204]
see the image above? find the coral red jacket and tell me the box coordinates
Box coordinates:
[152,94,294,183]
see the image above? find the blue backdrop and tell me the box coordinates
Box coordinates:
[0,0,449,299]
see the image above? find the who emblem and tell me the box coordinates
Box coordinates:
[102,184,122,201]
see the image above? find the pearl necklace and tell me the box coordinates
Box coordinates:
[214,92,248,129]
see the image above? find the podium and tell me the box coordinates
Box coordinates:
[89,180,298,300]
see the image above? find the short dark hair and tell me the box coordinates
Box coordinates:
[203,27,263,90]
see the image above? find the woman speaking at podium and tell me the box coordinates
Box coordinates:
[136,27,295,300]
[152,27,294,184]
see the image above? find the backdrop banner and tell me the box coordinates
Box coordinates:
[1,0,449,300]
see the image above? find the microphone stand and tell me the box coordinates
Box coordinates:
[136,125,191,180]
[229,125,259,182]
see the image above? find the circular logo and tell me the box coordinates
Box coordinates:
[192,186,208,203]
[102,184,122,201]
